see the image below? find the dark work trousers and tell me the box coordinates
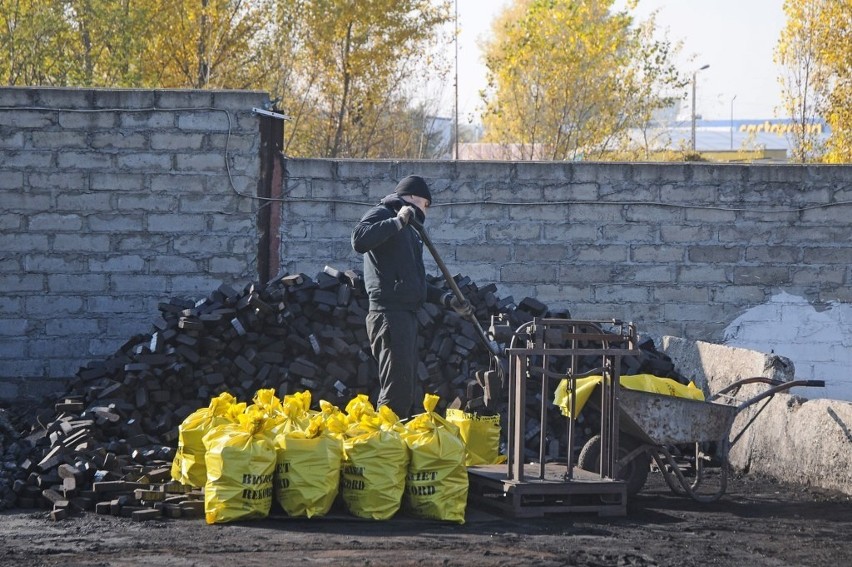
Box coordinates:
[366,309,418,419]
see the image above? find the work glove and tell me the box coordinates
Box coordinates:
[394,205,417,229]
[442,292,474,319]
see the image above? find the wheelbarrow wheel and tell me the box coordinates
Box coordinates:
[578,434,651,496]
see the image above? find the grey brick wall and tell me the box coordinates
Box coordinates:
[0,87,267,398]
[3,88,852,401]
[282,158,852,348]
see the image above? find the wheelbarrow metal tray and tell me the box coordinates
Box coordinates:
[618,388,738,446]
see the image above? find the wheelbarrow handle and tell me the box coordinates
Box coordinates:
[735,379,825,412]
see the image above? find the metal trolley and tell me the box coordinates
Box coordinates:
[467,318,640,518]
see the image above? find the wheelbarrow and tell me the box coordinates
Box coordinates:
[576,377,825,502]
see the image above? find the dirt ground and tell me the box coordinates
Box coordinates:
[2,472,850,567]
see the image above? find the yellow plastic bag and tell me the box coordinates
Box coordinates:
[202,409,277,524]
[554,373,706,418]
[274,414,343,518]
[445,409,506,466]
[171,392,242,488]
[340,404,409,520]
[401,394,468,524]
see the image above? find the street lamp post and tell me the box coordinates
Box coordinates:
[730,94,737,150]
[691,64,710,152]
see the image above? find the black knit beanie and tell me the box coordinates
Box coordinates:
[394,175,432,205]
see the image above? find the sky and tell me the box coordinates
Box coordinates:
[447,0,786,123]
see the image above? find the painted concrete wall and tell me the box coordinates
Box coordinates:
[282,159,852,401]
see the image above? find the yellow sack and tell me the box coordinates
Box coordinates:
[274,414,343,518]
[445,409,506,466]
[554,373,706,418]
[202,409,277,524]
[341,404,409,520]
[401,394,468,524]
[171,392,242,488]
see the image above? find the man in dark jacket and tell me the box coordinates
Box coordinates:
[351,175,471,419]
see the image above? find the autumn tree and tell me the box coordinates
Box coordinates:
[480,0,686,161]
[776,0,852,163]
[0,0,70,85]
[261,0,453,158]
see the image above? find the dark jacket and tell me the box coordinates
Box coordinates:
[351,194,444,311]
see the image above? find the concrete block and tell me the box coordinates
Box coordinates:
[0,274,44,292]
[543,223,598,242]
[175,152,225,171]
[170,275,229,296]
[149,256,198,273]
[711,285,767,304]
[150,173,205,193]
[29,337,87,357]
[2,150,54,169]
[57,151,113,169]
[687,245,742,264]
[26,295,84,315]
[0,170,23,189]
[115,152,171,170]
[0,110,53,128]
[208,133,256,153]
[620,265,674,283]
[25,255,86,274]
[456,244,511,263]
[210,257,250,274]
[52,234,110,253]
[508,204,571,221]
[150,133,204,151]
[88,255,145,273]
[573,244,628,263]
[58,112,117,129]
[791,266,845,285]
[120,111,175,129]
[28,213,83,232]
[601,223,655,243]
[733,266,791,286]
[44,317,99,335]
[486,222,541,241]
[47,274,108,293]
[661,224,714,243]
[0,319,28,336]
[568,203,625,222]
[500,263,558,283]
[593,284,651,303]
[104,316,150,338]
[90,132,147,150]
[287,158,337,180]
[31,131,88,149]
[179,195,235,213]
[3,234,50,252]
[0,297,22,314]
[94,89,156,108]
[2,190,51,211]
[174,235,228,254]
[177,111,229,131]
[0,337,27,359]
[147,214,205,233]
[631,245,685,263]
[87,213,144,233]
[803,247,852,264]
[89,172,146,191]
[513,244,568,262]
[623,203,685,223]
[56,193,112,212]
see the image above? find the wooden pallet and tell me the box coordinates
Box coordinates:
[467,463,626,518]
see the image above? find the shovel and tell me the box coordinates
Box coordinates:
[409,217,501,357]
